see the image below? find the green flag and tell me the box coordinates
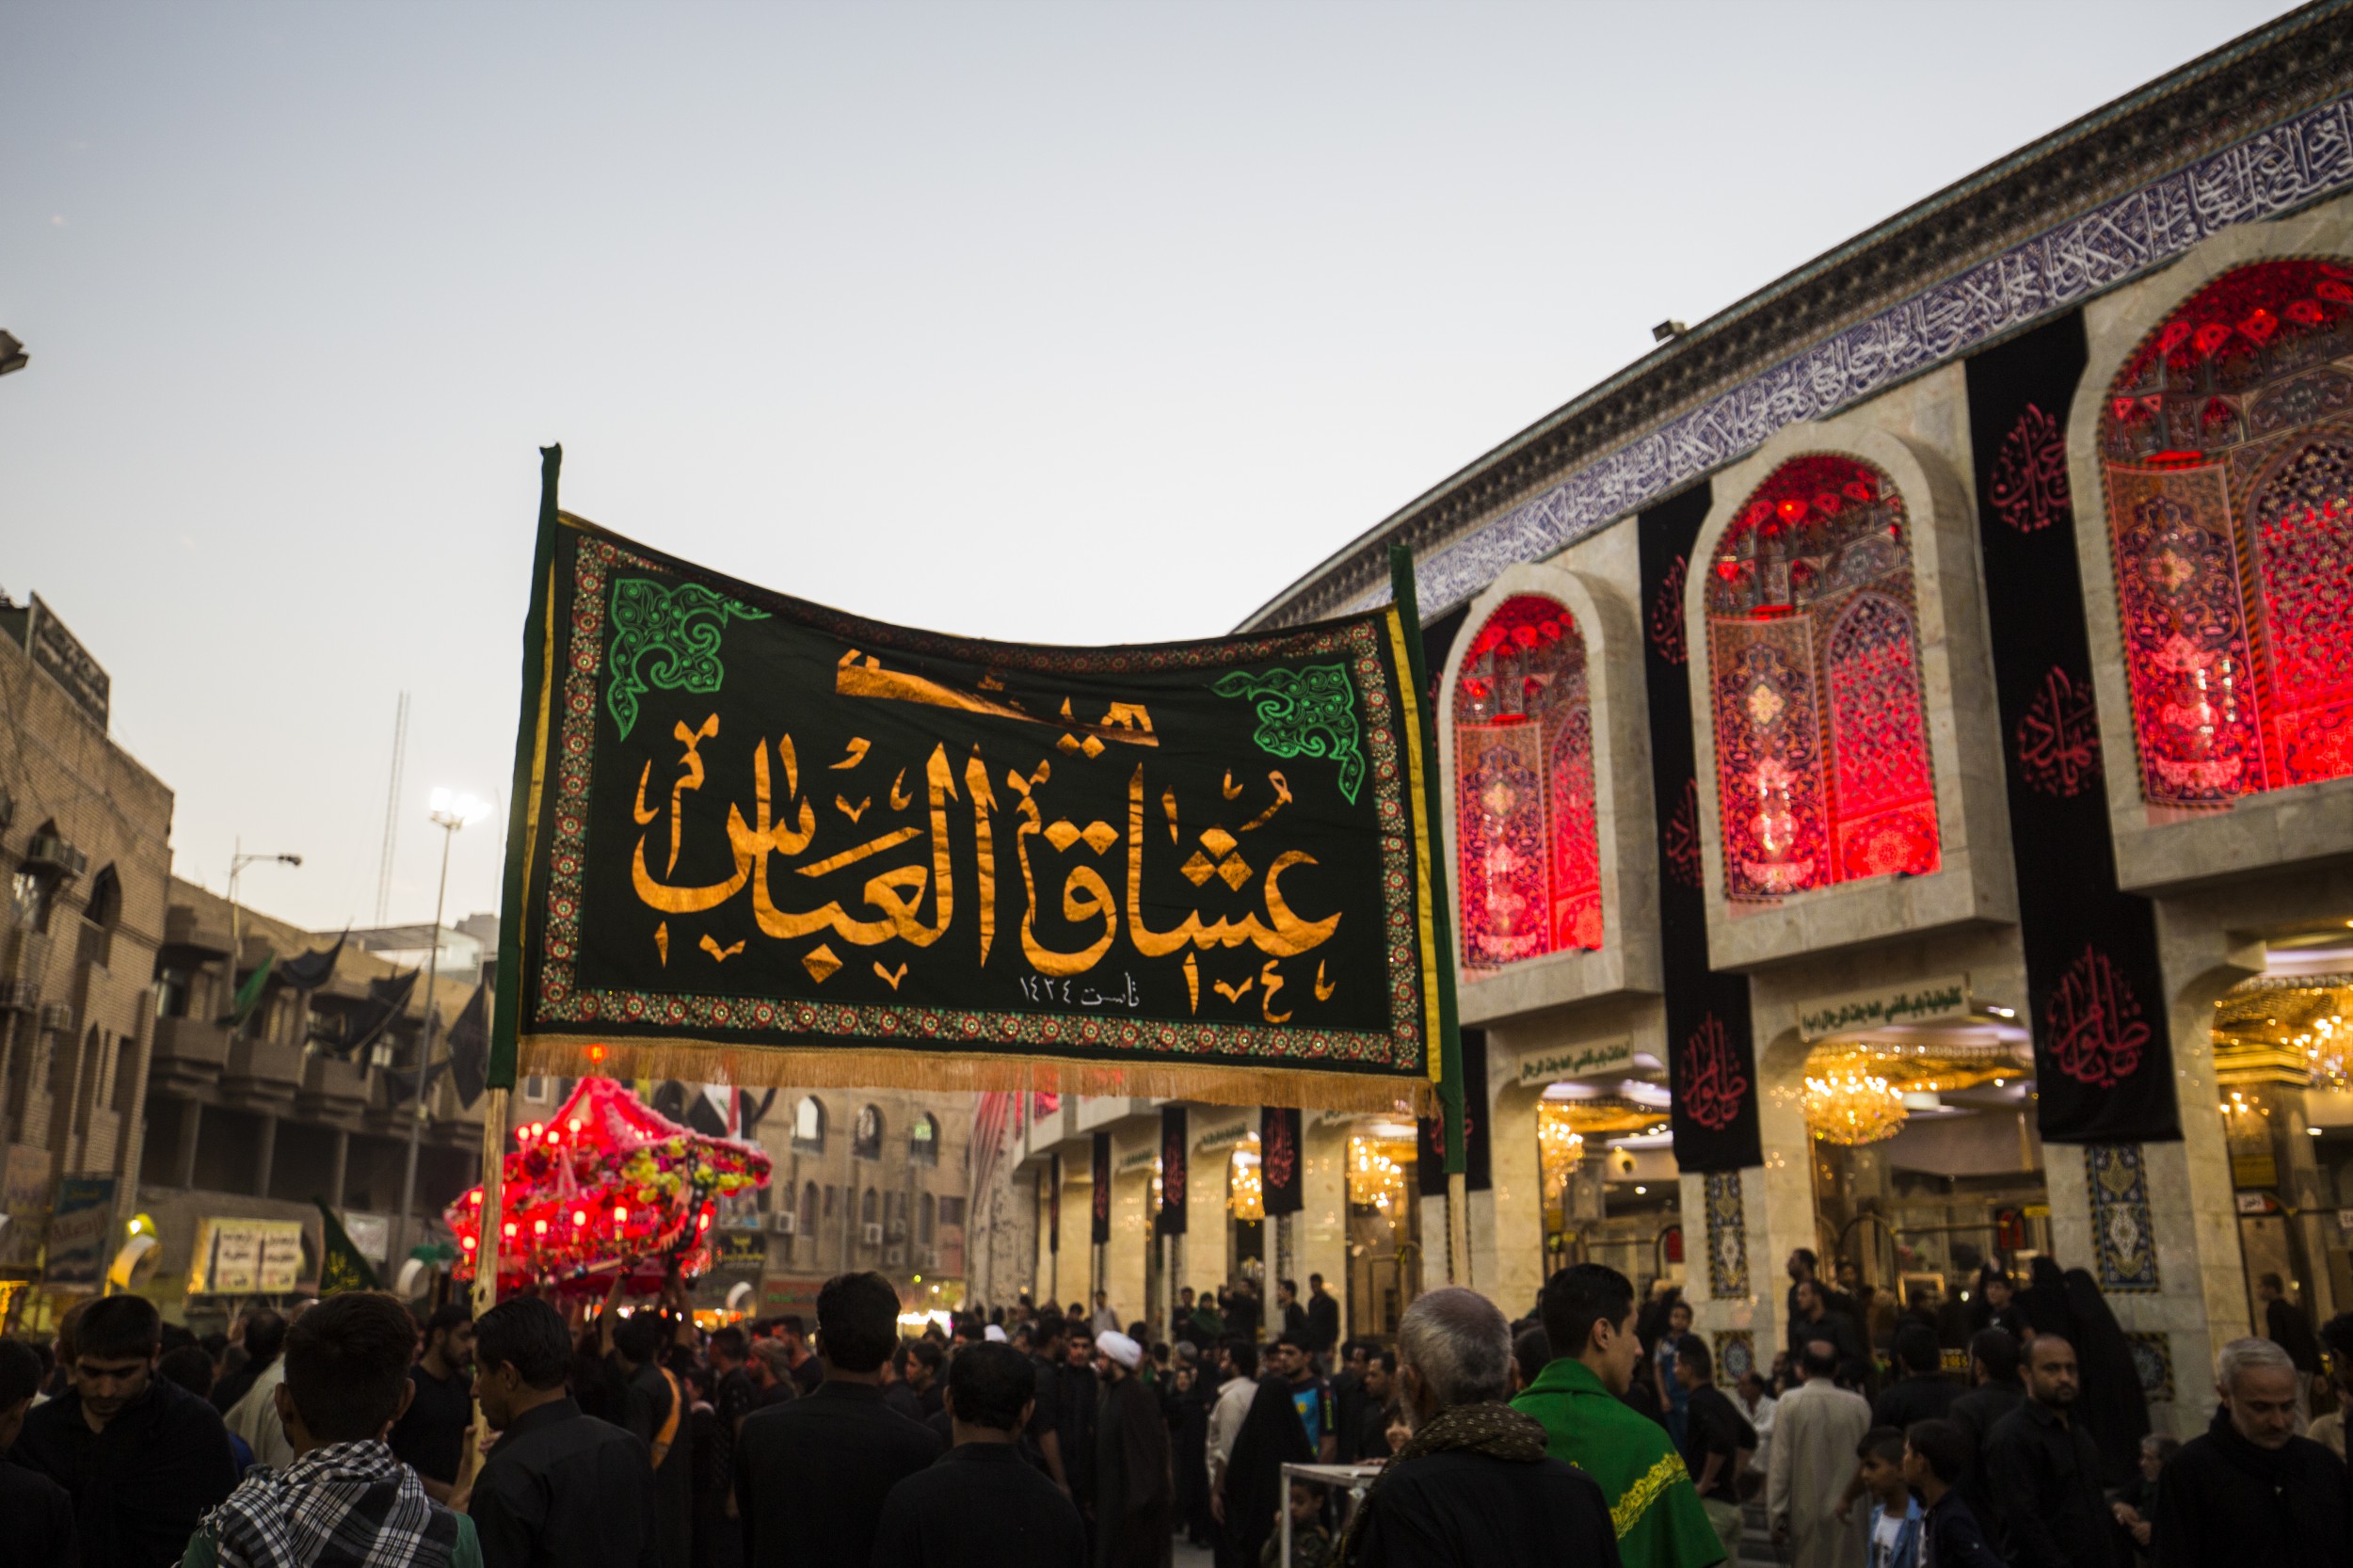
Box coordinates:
[221,957,272,1027]
[314,1200,380,1294]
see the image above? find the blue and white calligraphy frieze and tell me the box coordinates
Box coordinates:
[1350,92,2353,616]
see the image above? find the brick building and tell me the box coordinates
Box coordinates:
[0,590,174,1327]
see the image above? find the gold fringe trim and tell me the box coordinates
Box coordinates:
[519,1032,1433,1116]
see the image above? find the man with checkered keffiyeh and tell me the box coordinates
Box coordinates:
[180,1293,479,1568]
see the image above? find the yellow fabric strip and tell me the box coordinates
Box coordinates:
[1610,1449,1689,1539]
[517,1032,1435,1116]
[1384,606,1444,1086]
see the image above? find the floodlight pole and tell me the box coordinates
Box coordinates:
[394,808,464,1268]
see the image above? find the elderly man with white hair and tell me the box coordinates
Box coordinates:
[2151,1335,2353,1566]
[1337,1288,1621,1567]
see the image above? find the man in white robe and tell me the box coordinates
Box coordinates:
[1768,1338,1871,1568]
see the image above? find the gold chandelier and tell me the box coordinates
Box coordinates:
[1537,1112,1585,1200]
[1802,1064,1907,1145]
[2215,976,2352,1088]
[1228,1143,1264,1221]
[1348,1135,1409,1213]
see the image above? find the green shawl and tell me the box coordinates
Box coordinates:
[1511,1357,1724,1568]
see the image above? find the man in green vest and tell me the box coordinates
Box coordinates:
[1513,1262,1725,1568]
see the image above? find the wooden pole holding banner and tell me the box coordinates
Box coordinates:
[1385,545,1471,1291]
[471,1088,505,1317]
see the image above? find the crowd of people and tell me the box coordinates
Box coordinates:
[7,1250,2353,1567]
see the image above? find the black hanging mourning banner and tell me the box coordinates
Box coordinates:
[1090,1131,1112,1244]
[1258,1106,1304,1216]
[1639,482,1765,1172]
[488,458,1457,1117]
[1157,1106,1188,1235]
[1048,1152,1062,1255]
[1964,312,2179,1144]
[1417,1027,1492,1195]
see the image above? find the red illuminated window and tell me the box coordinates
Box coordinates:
[1452,595,1602,968]
[1705,454,1942,900]
[2100,259,2353,808]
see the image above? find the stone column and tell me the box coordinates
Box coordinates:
[253,1112,278,1200]
[1484,1080,1544,1313]
[1300,1122,1350,1335]
[176,1097,203,1190]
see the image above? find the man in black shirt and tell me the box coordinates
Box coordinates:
[0,1337,75,1568]
[470,1294,655,1568]
[1023,1316,1070,1490]
[12,1293,237,1568]
[610,1309,693,1568]
[1873,1323,1960,1430]
[872,1342,1085,1568]
[775,1317,824,1397]
[1946,1328,2024,1530]
[2258,1272,2325,1411]
[2153,1336,2353,1565]
[1983,1335,2113,1568]
[390,1301,474,1503]
[1345,1288,1621,1568]
[735,1272,943,1568]
[1672,1333,1753,1562]
[1305,1276,1340,1360]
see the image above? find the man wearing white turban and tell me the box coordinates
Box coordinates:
[1092,1332,1172,1568]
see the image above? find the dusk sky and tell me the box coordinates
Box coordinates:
[2,0,2292,935]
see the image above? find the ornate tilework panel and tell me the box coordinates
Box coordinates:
[2102,260,2353,806]
[1348,95,2353,620]
[1705,456,1942,900]
[1452,596,1602,968]
[2126,1331,2178,1400]
[1712,1330,1756,1385]
[2088,1143,2162,1292]
[1705,1170,1751,1299]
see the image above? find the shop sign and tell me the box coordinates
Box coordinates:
[40,1176,115,1290]
[1516,1038,1635,1087]
[1315,1109,1369,1129]
[189,1218,305,1295]
[757,1274,826,1318]
[1115,1145,1158,1175]
[2235,1192,2281,1216]
[1796,974,1972,1041]
[1194,1119,1253,1153]
[0,1144,52,1271]
[713,1231,767,1272]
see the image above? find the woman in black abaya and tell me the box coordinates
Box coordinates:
[2061,1266,2152,1487]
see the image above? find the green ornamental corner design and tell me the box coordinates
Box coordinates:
[607,577,770,741]
[1211,664,1365,804]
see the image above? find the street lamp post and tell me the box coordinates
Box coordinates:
[393,790,489,1271]
[225,840,302,1010]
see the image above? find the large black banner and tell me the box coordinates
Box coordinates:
[491,463,1454,1115]
[1157,1106,1188,1235]
[1964,314,2179,1144]
[1258,1106,1304,1217]
[1048,1152,1061,1256]
[1090,1131,1112,1245]
[1640,482,1765,1172]
[1417,1028,1492,1195]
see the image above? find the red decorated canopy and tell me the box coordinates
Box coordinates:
[447,1076,771,1296]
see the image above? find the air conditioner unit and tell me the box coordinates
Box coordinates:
[0,978,35,1013]
[772,1210,797,1237]
[24,832,88,880]
[862,1222,884,1246]
[917,1247,937,1269]
[39,1001,72,1033]
[884,1245,906,1267]
[885,1219,908,1242]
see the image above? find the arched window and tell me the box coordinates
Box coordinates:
[860,1186,878,1227]
[853,1104,883,1160]
[2099,258,2353,806]
[1706,454,1942,898]
[908,1112,938,1165]
[799,1180,820,1243]
[1452,595,1602,967]
[920,1192,936,1243]
[793,1096,825,1151]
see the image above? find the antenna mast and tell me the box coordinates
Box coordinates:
[373,691,409,924]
